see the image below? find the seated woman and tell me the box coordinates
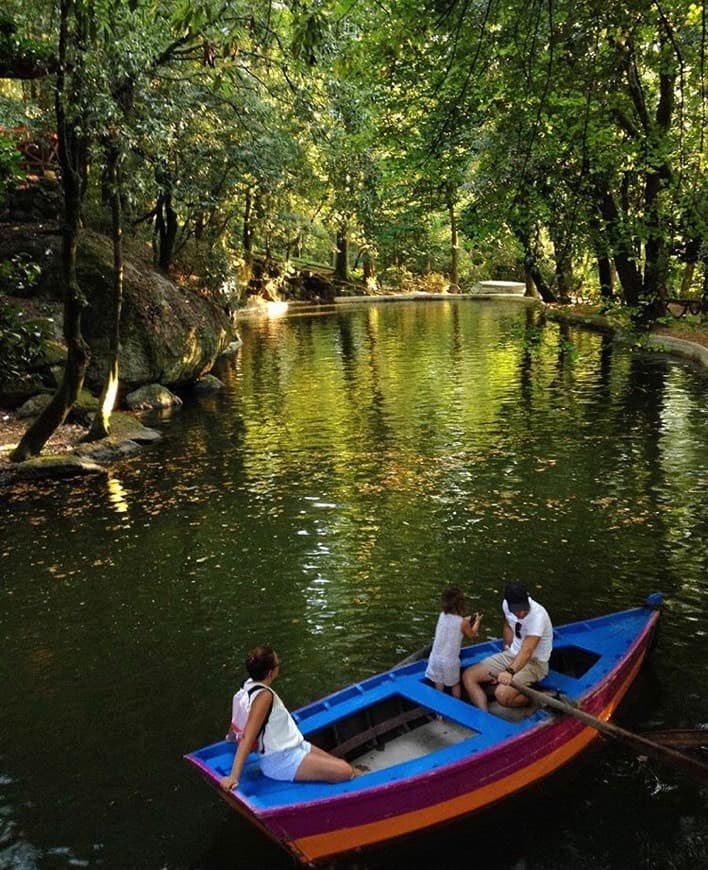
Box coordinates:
[219,645,355,791]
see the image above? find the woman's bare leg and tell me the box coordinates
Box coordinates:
[294,746,354,783]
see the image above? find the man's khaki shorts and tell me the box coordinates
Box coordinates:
[483,650,549,686]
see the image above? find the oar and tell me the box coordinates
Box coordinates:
[509,679,708,785]
[639,729,708,751]
[394,643,432,667]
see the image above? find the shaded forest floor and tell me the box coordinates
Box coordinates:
[651,320,708,346]
[0,418,86,466]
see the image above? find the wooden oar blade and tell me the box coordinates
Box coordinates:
[510,681,708,785]
[641,729,708,750]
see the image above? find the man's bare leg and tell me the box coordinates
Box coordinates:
[462,663,491,711]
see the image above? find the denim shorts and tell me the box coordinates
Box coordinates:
[259,740,312,782]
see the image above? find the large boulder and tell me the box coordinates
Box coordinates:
[0,225,234,395]
[77,232,232,392]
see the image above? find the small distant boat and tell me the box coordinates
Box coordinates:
[470,280,526,295]
[186,596,662,865]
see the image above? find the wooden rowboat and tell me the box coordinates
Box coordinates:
[186,595,663,865]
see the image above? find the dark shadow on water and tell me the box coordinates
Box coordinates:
[333,747,617,870]
[187,811,295,870]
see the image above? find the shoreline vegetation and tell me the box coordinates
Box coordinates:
[1,294,706,485]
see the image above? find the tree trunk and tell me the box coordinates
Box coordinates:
[446,182,459,291]
[643,226,670,317]
[589,208,615,303]
[153,163,177,272]
[242,187,253,260]
[334,226,348,282]
[525,255,554,302]
[524,272,539,298]
[512,222,556,302]
[616,27,675,321]
[640,33,676,321]
[11,0,90,462]
[615,251,642,307]
[679,261,695,297]
[596,187,643,306]
[550,229,573,303]
[363,248,376,285]
[643,158,671,320]
[87,137,123,441]
[597,256,614,301]
[518,235,555,302]
[155,189,177,272]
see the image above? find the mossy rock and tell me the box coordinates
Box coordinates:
[16,393,53,418]
[103,412,162,443]
[13,454,108,480]
[124,384,182,411]
[192,374,224,394]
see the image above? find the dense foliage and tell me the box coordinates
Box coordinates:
[1,0,706,307]
[0,296,46,382]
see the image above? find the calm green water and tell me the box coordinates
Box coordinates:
[1,299,707,869]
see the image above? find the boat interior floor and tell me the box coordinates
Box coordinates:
[487,700,540,722]
[352,718,478,773]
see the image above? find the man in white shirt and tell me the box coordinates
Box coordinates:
[462,582,553,710]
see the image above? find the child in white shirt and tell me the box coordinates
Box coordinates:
[425,585,482,698]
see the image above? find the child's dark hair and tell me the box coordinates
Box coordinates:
[245,645,278,680]
[441,585,465,615]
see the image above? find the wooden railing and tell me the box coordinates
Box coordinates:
[0,126,59,175]
[667,298,704,317]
